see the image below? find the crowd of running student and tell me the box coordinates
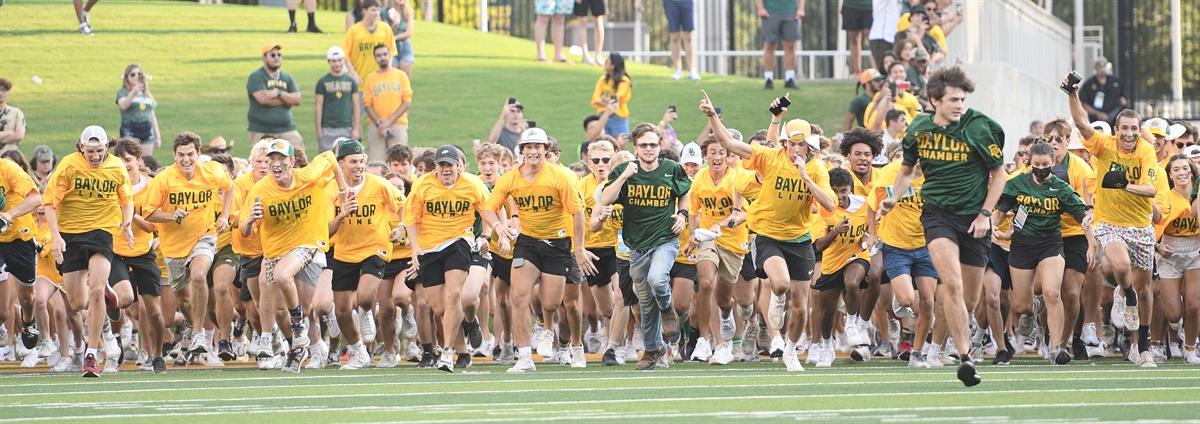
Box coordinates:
[0,66,1196,384]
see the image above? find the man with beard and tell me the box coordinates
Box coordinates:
[248,44,304,150]
[364,43,413,156]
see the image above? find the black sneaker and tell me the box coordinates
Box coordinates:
[20,320,39,349]
[957,360,981,387]
[602,348,618,366]
[492,344,502,360]
[462,319,483,350]
[1072,338,1089,361]
[218,340,236,361]
[1054,349,1072,365]
[455,352,472,369]
[764,79,775,90]
[784,79,797,89]
[770,348,783,360]
[306,23,324,33]
[282,347,307,373]
[232,318,247,339]
[416,351,436,368]
[152,356,167,373]
[286,21,297,33]
[992,350,1011,365]
[175,352,191,367]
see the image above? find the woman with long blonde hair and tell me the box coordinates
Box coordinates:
[116,64,161,152]
[385,0,416,78]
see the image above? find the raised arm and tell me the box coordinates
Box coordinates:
[700,90,753,159]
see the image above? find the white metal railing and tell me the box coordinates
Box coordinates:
[945,0,1072,88]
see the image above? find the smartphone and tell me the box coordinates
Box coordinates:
[896,80,912,92]
[139,74,145,84]
[769,96,791,116]
[526,120,537,128]
[889,81,897,96]
[1061,71,1082,94]
[507,97,517,105]
[714,106,722,117]
[668,104,676,113]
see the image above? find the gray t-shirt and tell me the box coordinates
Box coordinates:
[496,127,520,153]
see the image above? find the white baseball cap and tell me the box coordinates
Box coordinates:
[326,46,346,60]
[79,126,108,147]
[1090,121,1112,136]
[519,128,549,145]
[1183,145,1200,159]
[681,142,703,165]
[1167,124,1187,140]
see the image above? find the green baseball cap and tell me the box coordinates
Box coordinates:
[337,139,364,160]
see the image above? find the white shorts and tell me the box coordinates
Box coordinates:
[1155,235,1200,279]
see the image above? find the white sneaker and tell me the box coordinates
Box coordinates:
[710,341,733,365]
[377,351,399,368]
[719,310,735,342]
[21,351,40,368]
[51,354,74,372]
[851,345,871,362]
[1139,351,1158,368]
[690,338,712,362]
[816,342,835,368]
[767,292,787,330]
[1149,343,1167,364]
[537,330,555,358]
[507,352,536,373]
[1185,347,1200,365]
[436,349,455,372]
[656,349,671,369]
[927,345,945,368]
[258,355,279,370]
[624,344,638,362]
[670,69,683,80]
[499,342,516,365]
[402,308,418,341]
[553,348,571,365]
[248,334,264,357]
[1082,322,1102,346]
[357,307,376,344]
[473,335,494,357]
[199,352,225,367]
[631,330,645,352]
[327,312,341,339]
[104,328,122,360]
[341,343,371,370]
[615,346,628,365]
[0,346,13,362]
[909,351,931,369]
[782,341,804,372]
[290,318,310,349]
[845,320,870,346]
[795,333,809,355]
[689,72,702,81]
[1111,292,1127,330]
[189,328,209,354]
[569,345,586,368]
[770,336,785,361]
[305,341,328,369]
[805,342,821,364]
[585,329,602,353]
[137,351,152,371]
[406,341,423,362]
[1169,342,1182,359]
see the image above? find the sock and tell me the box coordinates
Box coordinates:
[764,71,774,81]
[518,346,532,357]
[86,347,98,357]
[1138,325,1150,353]
[785,70,796,80]
[351,341,363,350]
[606,340,619,351]
[558,338,568,348]
[1123,287,1138,306]
[422,343,434,355]
[732,337,742,345]
[307,12,316,25]
[288,9,296,24]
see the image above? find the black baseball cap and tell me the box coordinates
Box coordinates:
[434,145,460,165]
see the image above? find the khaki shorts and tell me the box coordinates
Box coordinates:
[249,130,305,152]
[366,122,408,159]
[264,247,326,288]
[317,127,353,153]
[165,235,218,292]
[694,240,744,284]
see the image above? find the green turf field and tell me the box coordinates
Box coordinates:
[0,0,853,166]
[1,356,1198,422]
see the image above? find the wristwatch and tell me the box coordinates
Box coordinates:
[980,209,992,217]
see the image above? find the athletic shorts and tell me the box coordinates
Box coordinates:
[670,261,698,289]
[881,243,938,280]
[536,0,573,15]
[618,257,637,307]
[585,247,617,287]
[165,235,218,292]
[1094,222,1155,272]
[264,247,325,288]
[513,234,576,279]
[663,0,695,32]
[753,235,815,281]
[1062,235,1089,274]
[840,5,872,31]
[491,255,512,285]
[331,255,386,292]
[382,257,412,280]
[921,203,991,268]
[1156,235,1200,279]
[986,244,1012,290]
[0,239,37,287]
[695,241,745,284]
[417,238,472,288]
[812,258,869,291]
[1008,232,1063,271]
[240,255,263,282]
[574,0,606,17]
[60,230,113,274]
[208,243,240,282]
[762,13,801,44]
[110,250,163,298]
[739,249,757,281]
[238,274,253,302]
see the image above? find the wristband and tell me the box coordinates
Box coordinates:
[730,207,742,213]
[676,209,688,217]
[771,120,781,125]
[491,221,503,229]
[1084,205,1094,211]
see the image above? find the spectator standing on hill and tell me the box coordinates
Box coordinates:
[1078,58,1128,126]
[73,0,99,35]
[574,0,606,67]
[901,6,943,65]
[534,0,574,65]
[343,0,397,84]
[247,44,304,150]
[757,0,803,90]
[590,53,632,138]
[0,78,26,154]
[487,100,527,154]
[664,0,700,81]
[386,0,416,78]
[867,0,901,73]
[315,47,362,153]
[364,44,413,155]
[841,0,872,76]
[286,0,323,33]
[116,64,162,152]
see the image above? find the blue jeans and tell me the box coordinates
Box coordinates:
[629,238,678,352]
[604,115,630,138]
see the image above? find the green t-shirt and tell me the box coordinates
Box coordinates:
[847,93,871,127]
[997,173,1086,238]
[764,0,798,15]
[607,159,692,251]
[246,67,299,134]
[905,66,927,96]
[116,88,155,123]
[844,0,872,10]
[902,108,1005,215]
[315,73,358,129]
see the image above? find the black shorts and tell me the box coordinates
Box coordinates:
[331,255,386,292]
[753,235,816,281]
[921,203,991,268]
[670,261,698,290]
[1062,235,1088,274]
[109,250,162,298]
[987,244,1012,290]
[573,0,605,17]
[513,234,575,278]
[240,255,263,282]
[618,257,637,307]
[840,5,872,31]
[0,239,37,286]
[1008,231,1063,271]
[417,238,472,288]
[491,255,512,285]
[238,275,253,302]
[585,247,617,287]
[60,230,113,274]
[323,247,335,270]
[382,257,412,280]
[812,258,869,291]
[739,249,757,281]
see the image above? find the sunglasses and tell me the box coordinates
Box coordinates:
[129,72,143,77]
[590,157,612,164]
[636,143,659,149]
[1177,142,1195,149]
[210,148,228,154]
[1041,136,1065,143]
[266,53,282,58]
[1016,151,1029,157]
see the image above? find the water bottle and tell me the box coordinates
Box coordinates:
[617,230,630,255]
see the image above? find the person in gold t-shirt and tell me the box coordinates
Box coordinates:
[43,125,135,378]
[242,139,347,374]
[0,142,43,367]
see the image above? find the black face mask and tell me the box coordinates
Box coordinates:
[1031,166,1053,182]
